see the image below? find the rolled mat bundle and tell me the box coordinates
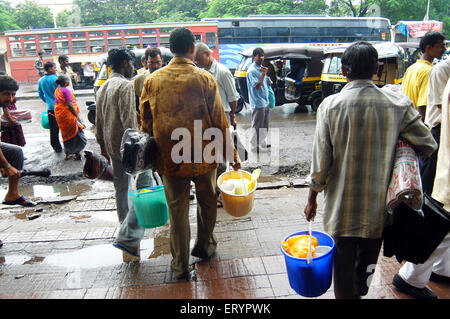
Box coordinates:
[386,139,423,210]
[82,150,114,181]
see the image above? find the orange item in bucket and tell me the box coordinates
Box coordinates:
[282,235,319,258]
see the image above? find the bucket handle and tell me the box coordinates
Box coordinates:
[237,169,248,196]
[307,220,313,264]
[133,170,162,198]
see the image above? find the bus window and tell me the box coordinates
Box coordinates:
[23,34,36,41]
[9,42,23,57]
[71,32,86,38]
[320,28,348,37]
[142,28,157,34]
[291,27,318,36]
[124,29,139,35]
[38,34,51,40]
[107,38,123,50]
[54,33,68,39]
[142,36,157,47]
[55,40,70,55]
[89,39,105,52]
[205,32,217,50]
[72,39,88,54]
[89,31,104,37]
[262,27,290,37]
[39,41,52,54]
[24,42,37,56]
[8,35,21,41]
[159,28,174,34]
[159,36,170,48]
[124,37,140,48]
[107,30,122,36]
[218,28,233,38]
[234,27,260,38]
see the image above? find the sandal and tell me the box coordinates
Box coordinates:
[2,195,36,207]
[74,153,82,161]
[217,198,223,208]
[65,154,72,160]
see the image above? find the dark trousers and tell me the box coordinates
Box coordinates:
[421,124,440,195]
[332,236,382,299]
[47,110,62,153]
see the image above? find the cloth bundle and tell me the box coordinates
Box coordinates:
[386,139,423,211]
[120,128,157,175]
[82,150,114,181]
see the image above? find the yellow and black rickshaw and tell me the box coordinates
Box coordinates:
[93,47,173,96]
[87,47,173,124]
[234,44,325,112]
[321,42,419,98]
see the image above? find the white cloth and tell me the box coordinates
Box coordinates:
[398,232,450,288]
[432,78,450,210]
[56,64,75,91]
[426,59,450,128]
[207,59,240,112]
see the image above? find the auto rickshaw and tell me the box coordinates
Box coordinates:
[88,47,173,124]
[321,42,417,98]
[234,44,325,112]
[93,47,173,96]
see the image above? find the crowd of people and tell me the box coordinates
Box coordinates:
[0,27,448,299]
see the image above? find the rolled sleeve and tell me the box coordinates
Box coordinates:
[220,69,240,103]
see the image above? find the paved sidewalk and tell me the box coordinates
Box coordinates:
[0,185,448,300]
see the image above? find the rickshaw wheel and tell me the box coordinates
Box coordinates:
[88,110,96,125]
[236,97,245,113]
[310,97,322,112]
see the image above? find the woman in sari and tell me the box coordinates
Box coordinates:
[54,75,87,160]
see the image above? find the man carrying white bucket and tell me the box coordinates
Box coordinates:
[304,41,437,299]
[140,28,241,280]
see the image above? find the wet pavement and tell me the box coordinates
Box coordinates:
[0,186,448,300]
[1,83,447,302]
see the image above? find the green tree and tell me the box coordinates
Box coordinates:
[154,0,207,21]
[0,0,19,31]
[13,0,54,29]
[374,0,449,37]
[328,0,375,17]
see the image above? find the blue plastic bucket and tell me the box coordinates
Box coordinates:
[280,230,335,297]
[128,185,169,229]
[41,112,49,129]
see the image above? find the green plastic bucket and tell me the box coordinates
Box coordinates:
[129,185,169,229]
[41,112,49,129]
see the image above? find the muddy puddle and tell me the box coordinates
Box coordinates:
[0,238,195,269]
[0,182,93,200]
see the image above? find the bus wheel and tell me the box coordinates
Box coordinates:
[88,110,96,125]
[236,97,245,114]
[310,96,322,112]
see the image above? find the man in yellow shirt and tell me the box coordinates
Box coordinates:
[140,28,241,280]
[401,32,446,121]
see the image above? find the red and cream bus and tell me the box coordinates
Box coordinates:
[5,21,219,84]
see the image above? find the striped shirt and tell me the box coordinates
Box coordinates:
[95,72,138,159]
[306,80,437,238]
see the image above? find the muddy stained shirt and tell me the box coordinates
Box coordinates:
[140,57,236,178]
[306,80,437,239]
[95,72,138,158]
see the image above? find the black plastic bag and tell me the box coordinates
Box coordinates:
[383,193,450,264]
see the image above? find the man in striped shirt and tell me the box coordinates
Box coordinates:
[304,42,437,299]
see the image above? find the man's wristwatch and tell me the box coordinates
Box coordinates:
[4,163,11,170]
